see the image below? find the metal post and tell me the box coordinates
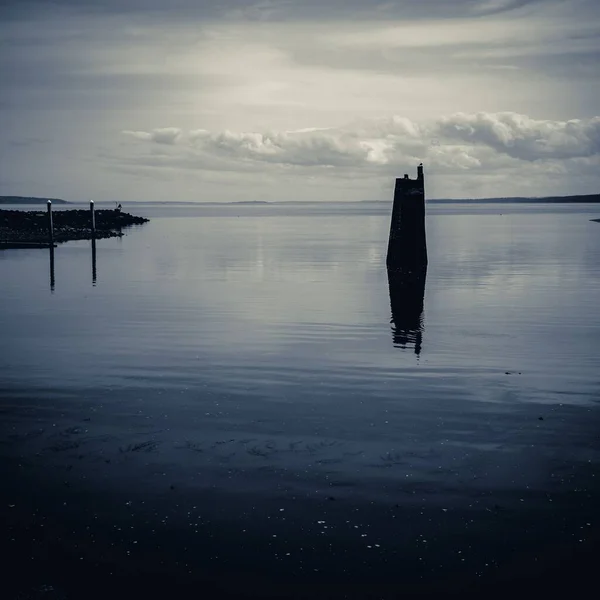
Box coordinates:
[47,200,53,245]
[90,200,95,235]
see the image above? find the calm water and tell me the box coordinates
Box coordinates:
[1,202,599,597]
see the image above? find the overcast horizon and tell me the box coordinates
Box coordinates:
[1,0,599,203]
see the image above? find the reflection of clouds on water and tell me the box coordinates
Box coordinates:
[4,202,599,394]
[157,214,389,325]
[127,206,600,363]
[101,209,396,370]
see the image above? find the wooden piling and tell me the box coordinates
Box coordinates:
[90,200,95,235]
[47,200,53,244]
[386,163,427,270]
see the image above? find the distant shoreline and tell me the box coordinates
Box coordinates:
[426,194,600,204]
[0,196,69,205]
[2,193,599,205]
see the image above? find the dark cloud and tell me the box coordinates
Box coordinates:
[0,0,560,22]
[8,137,50,147]
[2,0,597,113]
[287,37,600,81]
[2,0,599,200]
[516,49,600,79]
[0,33,231,110]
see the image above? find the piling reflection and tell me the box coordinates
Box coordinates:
[47,238,99,291]
[49,246,55,292]
[92,237,97,286]
[387,267,426,355]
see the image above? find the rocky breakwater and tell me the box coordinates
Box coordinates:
[0,208,149,247]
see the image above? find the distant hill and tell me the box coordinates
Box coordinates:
[0,196,69,205]
[229,201,271,205]
[359,193,600,204]
[428,194,600,203]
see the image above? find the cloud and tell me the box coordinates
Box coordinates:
[122,121,424,171]
[469,0,541,16]
[2,1,598,121]
[188,128,375,167]
[2,0,599,201]
[121,112,600,175]
[436,112,600,160]
[123,127,182,144]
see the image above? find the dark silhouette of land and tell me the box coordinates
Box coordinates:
[4,193,600,207]
[0,208,148,247]
[359,193,600,204]
[430,193,600,203]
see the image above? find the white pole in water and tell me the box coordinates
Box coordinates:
[47,200,53,245]
[90,200,95,235]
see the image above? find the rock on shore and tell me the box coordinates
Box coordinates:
[0,209,149,244]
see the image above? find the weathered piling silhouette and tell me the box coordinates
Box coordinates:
[90,200,96,235]
[386,164,428,354]
[386,163,427,270]
[47,200,53,245]
[91,200,97,285]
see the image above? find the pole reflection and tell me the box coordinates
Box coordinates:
[49,246,55,292]
[92,237,97,286]
[387,267,426,355]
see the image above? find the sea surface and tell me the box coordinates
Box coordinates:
[1,201,599,598]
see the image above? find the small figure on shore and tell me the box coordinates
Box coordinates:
[115,202,122,213]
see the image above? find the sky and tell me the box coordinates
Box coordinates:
[1,0,599,202]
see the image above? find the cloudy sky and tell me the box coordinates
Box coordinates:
[1,0,599,202]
